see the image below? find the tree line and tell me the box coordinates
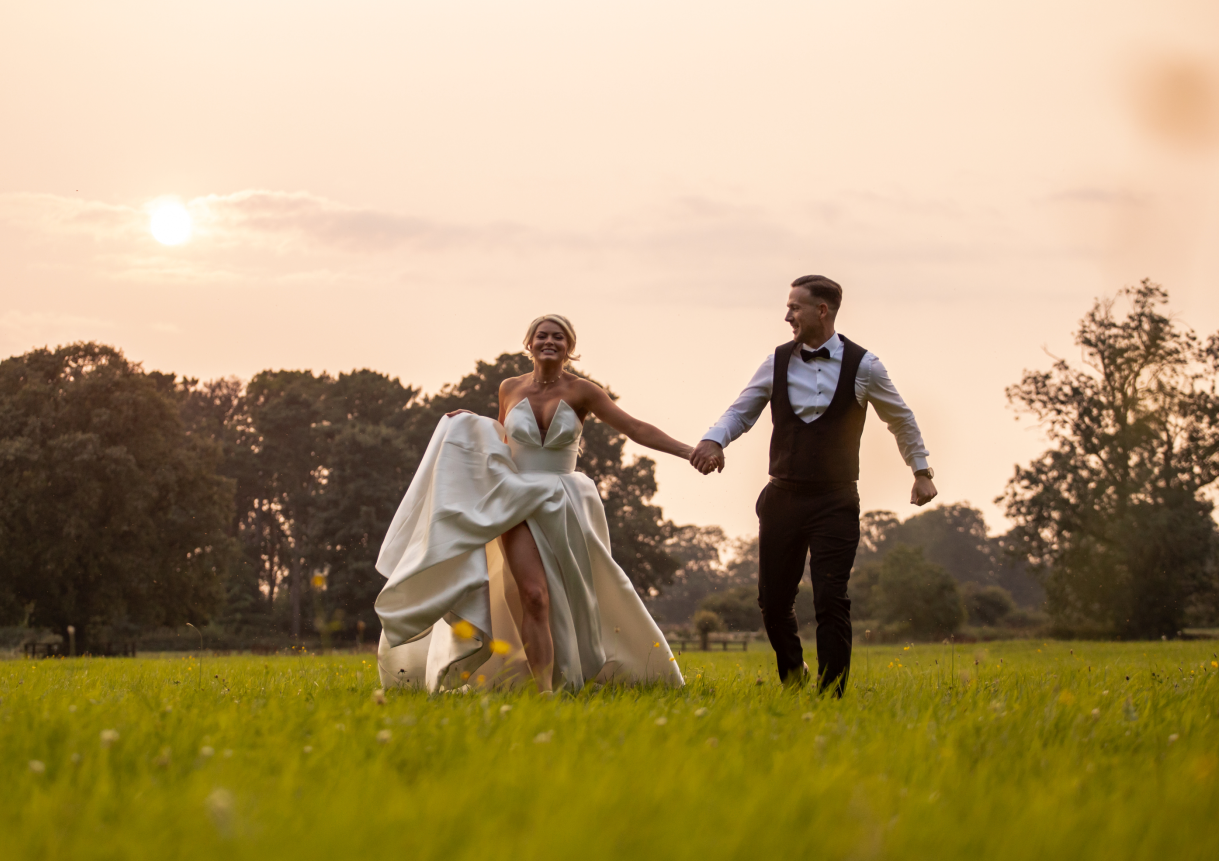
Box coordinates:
[2,281,1216,650]
[0,349,687,652]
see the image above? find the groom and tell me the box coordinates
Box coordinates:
[691,275,936,695]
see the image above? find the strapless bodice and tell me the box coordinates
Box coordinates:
[504,398,582,474]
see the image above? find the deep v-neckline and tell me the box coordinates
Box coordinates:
[517,397,575,445]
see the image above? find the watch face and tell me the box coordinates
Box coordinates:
[917,468,934,479]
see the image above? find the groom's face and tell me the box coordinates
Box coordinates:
[785,286,832,346]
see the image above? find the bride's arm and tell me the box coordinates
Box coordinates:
[582,383,693,460]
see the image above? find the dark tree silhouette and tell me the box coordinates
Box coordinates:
[999,281,1219,637]
[0,343,235,651]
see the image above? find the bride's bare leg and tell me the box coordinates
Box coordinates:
[502,521,555,693]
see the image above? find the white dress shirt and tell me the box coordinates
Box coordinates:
[702,333,930,473]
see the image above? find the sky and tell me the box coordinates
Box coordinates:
[3,1,1218,540]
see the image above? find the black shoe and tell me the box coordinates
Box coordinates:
[782,662,811,689]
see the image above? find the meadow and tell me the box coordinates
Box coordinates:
[4,640,1218,861]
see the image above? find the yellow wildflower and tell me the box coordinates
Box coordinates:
[451,620,476,640]
[490,639,511,655]
[1212,661,1217,668]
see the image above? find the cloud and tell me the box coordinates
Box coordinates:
[0,193,140,239]
[192,190,467,252]
[1045,187,1147,206]
[0,190,533,255]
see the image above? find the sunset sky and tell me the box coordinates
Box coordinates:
[3,1,1218,540]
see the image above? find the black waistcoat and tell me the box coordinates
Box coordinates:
[768,336,868,484]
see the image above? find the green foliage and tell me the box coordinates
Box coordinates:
[644,525,731,623]
[873,546,966,637]
[1000,281,1219,637]
[692,610,723,635]
[855,504,1042,607]
[310,371,422,642]
[962,583,1016,626]
[180,368,422,643]
[4,643,1218,860]
[698,586,762,632]
[0,344,235,651]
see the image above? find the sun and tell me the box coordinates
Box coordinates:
[149,198,192,246]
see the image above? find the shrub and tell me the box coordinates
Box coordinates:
[692,610,724,650]
[698,587,762,632]
[962,583,1016,626]
[874,545,965,638]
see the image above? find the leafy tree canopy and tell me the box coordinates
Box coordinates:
[0,343,235,650]
[999,281,1219,637]
[855,503,1042,606]
[872,546,966,637]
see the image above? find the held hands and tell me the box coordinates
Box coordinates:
[911,475,937,506]
[690,440,725,475]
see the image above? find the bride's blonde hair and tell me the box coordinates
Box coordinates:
[523,314,580,362]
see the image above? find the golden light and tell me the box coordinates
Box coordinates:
[149,198,192,245]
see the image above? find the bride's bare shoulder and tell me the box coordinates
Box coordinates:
[499,375,529,395]
[569,376,610,406]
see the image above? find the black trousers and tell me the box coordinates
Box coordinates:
[756,481,861,695]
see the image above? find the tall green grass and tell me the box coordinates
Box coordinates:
[4,640,1217,860]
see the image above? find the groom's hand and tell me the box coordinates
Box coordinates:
[690,440,725,475]
[911,476,937,506]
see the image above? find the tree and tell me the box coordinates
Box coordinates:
[853,503,1043,606]
[422,352,681,594]
[643,525,728,623]
[240,370,332,639]
[999,282,1219,637]
[961,583,1016,627]
[698,587,762,632]
[692,609,723,650]
[310,370,421,640]
[873,545,965,637]
[0,344,235,651]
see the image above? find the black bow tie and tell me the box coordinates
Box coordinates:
[801,347,832,362]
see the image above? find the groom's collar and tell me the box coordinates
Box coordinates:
[799,332,842,358]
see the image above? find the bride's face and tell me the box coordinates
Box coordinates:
[530,322,570,363]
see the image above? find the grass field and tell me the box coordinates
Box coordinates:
[4,640,1218,861]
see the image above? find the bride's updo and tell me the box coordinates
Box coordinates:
[523,314,581,362]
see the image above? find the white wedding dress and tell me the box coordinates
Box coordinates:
[374,400,683,692]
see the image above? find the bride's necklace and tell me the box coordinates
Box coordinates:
[532,368,562,387]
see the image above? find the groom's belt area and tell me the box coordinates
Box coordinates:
[768,477,857,495]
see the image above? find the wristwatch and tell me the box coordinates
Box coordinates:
[914,468,934,479]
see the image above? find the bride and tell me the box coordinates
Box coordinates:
[375,314,691,693]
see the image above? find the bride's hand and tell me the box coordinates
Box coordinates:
[446,409,477,418]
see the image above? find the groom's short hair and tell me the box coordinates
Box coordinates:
[791,275,842,313]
